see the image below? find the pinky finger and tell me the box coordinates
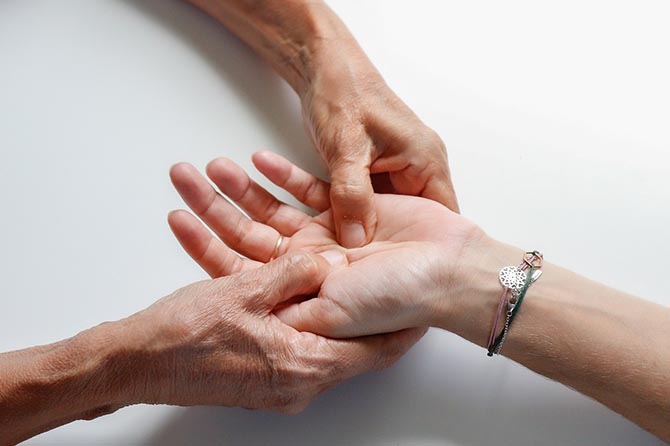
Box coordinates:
[252,151,331,212]
[167,210,261,278]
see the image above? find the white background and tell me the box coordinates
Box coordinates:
[1,1,668,445]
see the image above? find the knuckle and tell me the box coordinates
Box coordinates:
[330,181,371,205]
[424,128,447,152]
[299,176,321,203]
[286,252,319,276]
[228,217,251,247]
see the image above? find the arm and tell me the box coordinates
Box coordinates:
[434,240,670,439]
[0,325,130,445]
[185,0,459,247]
[0,252,424,444]
[167,153,670,440]
[185,0,325,95]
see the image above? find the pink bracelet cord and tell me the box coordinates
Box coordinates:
[485,255,535,354]
[486,287,509,352]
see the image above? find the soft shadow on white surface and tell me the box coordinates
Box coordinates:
[121,0,326,179]
[4,0,664,444]
[142,332,652,446]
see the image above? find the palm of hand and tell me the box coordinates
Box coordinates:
[279,194,472,337]
[168,153,477,338]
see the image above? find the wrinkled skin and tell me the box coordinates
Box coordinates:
[130,251,424,413]
[167,152,481,338]
[301,61,460,248]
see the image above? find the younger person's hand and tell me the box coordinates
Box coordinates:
[168,152,479,338]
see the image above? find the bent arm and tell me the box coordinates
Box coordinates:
[433,239,670,440]
[185,0,365,96]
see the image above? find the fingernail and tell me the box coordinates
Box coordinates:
[340,221,366,248]
[318,250,347,267]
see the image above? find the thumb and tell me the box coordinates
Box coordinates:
[329,161,377,248]
[249,251,331,310]
[275,296,354,338]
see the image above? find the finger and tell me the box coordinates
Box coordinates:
[167,209,260,278]
[206,157,311,236]
[421,175,460,214]
[252,151,331,212]
[274,296,352,338]
[169,162,281,262]
[372,155,460,214]
[329,160,376,248]
[318,327,427,381]
[245,251,331,310]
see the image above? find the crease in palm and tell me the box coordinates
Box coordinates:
[169,151,475,338]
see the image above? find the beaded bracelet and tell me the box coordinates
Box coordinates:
[486,251,544,357]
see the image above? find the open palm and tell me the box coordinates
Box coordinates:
[169,151,479,338]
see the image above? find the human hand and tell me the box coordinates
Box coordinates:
[168,152,480,338]
[126,251,423,412]
[300,45,459,248]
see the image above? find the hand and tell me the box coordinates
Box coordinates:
[127,251,424,413]
[167,152,480,338]
[301,52,459,248]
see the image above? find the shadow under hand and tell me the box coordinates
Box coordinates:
[115,3,655,445]
[120,0,325,178]
[145,332,652,446]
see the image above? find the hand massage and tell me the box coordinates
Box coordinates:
[1,1,668,444]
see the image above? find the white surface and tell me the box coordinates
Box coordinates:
[1,1,668,445]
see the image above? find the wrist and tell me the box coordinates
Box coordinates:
[298,6,383,99]
[426,235,524,347]
[66,320,140,409]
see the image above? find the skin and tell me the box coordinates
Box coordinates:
[0,252,424,445]
[186,0,459,248]
[168,153,670,441]
[2,1,666,443]
[0,1,455,442]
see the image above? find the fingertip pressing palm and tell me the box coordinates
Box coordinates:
[168,151,480,339]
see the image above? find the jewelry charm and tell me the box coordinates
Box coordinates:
[499,266,527,290]
[487,251,544,357]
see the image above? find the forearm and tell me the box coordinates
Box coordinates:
[0,321,138,444]
[437,238,670,440]
[185,0,376,96]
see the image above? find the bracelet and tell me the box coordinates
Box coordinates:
[486,251,544,357]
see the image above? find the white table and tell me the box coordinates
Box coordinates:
[1,1,668,444]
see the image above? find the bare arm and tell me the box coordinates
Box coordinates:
[185,0,335,95]
[0,324,131,445]
[0,253,423,444]
[438,240,670,439]
[167,154,670,440]
[186,0,459,247]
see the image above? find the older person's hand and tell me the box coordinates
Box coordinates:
[168,153,476,337]
[186,0,458,249]
[301,55,459,248]
[0,251,424,445]
[128,251,423,412]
